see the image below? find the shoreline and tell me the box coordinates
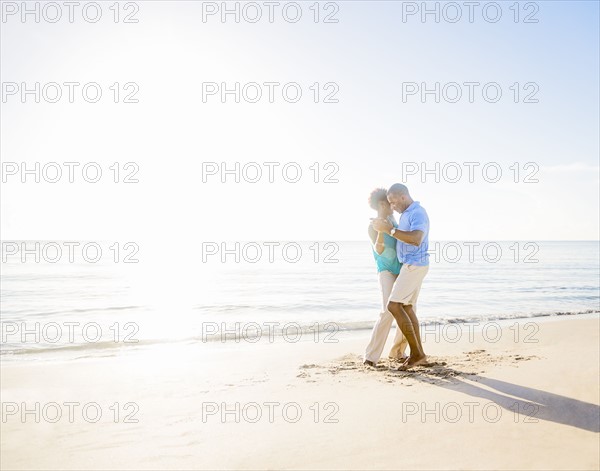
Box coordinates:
[2,310,599,363]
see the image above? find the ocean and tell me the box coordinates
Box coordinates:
[1,241,598,361]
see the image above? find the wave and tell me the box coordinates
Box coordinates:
[1,338,149,357]
[0,305,145,318]
[2,309,598,360]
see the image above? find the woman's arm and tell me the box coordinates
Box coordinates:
[373,231,386,255]
[369,224,385,254]
[368,224,377,245]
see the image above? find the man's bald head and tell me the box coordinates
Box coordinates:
[388,183,410,197]
[387,183,413,213]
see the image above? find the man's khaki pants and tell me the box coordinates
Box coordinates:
[364,270,409,363]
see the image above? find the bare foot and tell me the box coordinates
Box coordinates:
[398,354,428,371]
[388,355,409,363]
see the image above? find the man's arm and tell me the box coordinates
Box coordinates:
[390,229,424,247]
[371,218,424,246]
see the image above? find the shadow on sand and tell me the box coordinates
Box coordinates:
[404,366,600,433]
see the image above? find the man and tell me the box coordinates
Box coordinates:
[372,183,430,370]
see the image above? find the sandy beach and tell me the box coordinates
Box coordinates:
[3,0,599,469]
[1,314,598,470]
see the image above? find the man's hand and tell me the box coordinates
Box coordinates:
[372,218,393,234]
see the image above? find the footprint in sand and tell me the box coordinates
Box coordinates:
[297,350,540,385]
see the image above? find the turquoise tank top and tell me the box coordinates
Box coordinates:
[372,232,401,275]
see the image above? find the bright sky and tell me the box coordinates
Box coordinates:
[1,1,598,243]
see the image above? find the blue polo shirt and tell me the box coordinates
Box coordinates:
[396,201,429,266]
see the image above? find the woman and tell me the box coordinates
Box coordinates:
[363,188,408,366]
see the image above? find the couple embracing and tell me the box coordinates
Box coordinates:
[364,183,430,371]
